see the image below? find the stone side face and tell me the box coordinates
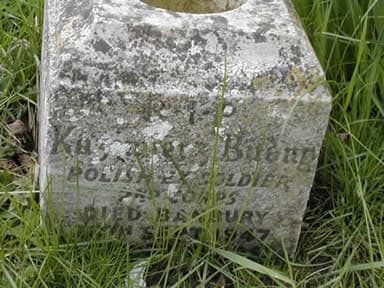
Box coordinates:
[40,0,331,254]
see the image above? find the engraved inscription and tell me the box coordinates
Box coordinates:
[51,124,317,171]
[81,204,272,242]
[48,92,322,253]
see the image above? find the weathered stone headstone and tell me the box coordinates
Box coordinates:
[39,0,331,254]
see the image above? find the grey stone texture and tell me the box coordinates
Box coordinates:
[40,0,331,254]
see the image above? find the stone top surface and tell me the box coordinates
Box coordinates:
[43,0,330,103]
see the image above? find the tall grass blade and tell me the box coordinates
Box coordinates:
[213,248,296,287]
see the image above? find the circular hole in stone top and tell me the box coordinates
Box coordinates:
[140,0,247,14]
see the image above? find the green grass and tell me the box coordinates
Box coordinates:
[1,0,384,286]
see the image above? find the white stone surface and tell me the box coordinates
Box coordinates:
[40,0,331,254]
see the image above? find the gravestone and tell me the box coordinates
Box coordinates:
[39,0,331,254]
